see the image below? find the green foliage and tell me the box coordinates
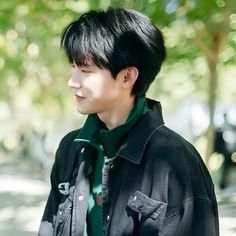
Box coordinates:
[0,0,235,135]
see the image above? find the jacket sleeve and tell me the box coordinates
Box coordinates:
[151,127,219,236]
[38,130,79,236]
[159,163,219,236]
[38,153,61,236]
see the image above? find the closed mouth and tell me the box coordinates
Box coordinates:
[75,95,85,101]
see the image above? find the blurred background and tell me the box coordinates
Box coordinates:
[0,0,236,235]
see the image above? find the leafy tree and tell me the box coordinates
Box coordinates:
[0,0,235,165]
[172,0,235,162]
[111,0,236,163]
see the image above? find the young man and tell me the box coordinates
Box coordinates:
[39,7,219,236]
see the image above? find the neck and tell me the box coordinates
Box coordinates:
[98,96,135,130]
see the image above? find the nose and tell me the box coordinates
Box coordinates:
[68,68,81,89]
[68,78,81,89]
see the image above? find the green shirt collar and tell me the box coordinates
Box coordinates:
[75,96,148,157]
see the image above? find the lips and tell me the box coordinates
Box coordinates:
[75,94,85,102]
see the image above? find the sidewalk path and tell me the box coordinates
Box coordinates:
[0,174,49,236]
[217,186,236,236]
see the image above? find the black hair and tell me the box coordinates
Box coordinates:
[61,7,166,96]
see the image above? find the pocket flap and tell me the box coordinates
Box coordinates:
[127,191,167,220]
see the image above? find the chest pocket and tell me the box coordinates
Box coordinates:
[127,191,167,224]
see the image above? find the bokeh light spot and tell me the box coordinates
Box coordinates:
[27,43,39,58]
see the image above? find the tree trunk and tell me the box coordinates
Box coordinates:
[205,54,218,165]
[205,34,221,166]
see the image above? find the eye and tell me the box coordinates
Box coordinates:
[81,69,91,73]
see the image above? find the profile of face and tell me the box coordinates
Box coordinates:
[68,63,124,115]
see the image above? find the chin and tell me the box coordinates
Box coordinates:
[77,109,89,115]
[76,106,93,115]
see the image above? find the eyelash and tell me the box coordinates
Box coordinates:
[81,70,90,73]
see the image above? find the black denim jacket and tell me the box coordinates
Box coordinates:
[39,99,219,236]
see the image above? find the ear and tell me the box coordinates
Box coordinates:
[118,67,139,89]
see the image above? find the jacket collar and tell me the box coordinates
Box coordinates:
[116,99,164,164]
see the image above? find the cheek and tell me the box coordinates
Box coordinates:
[85,81,104,98]
[85,79,115,99]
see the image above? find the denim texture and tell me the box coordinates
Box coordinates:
[39,99,219,236]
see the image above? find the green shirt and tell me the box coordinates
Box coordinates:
[74,96,148,236]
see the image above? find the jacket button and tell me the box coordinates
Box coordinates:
[133,195,137,201]
[80,147,85,153]
[78,195,84,201]
[106,215,110,222]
